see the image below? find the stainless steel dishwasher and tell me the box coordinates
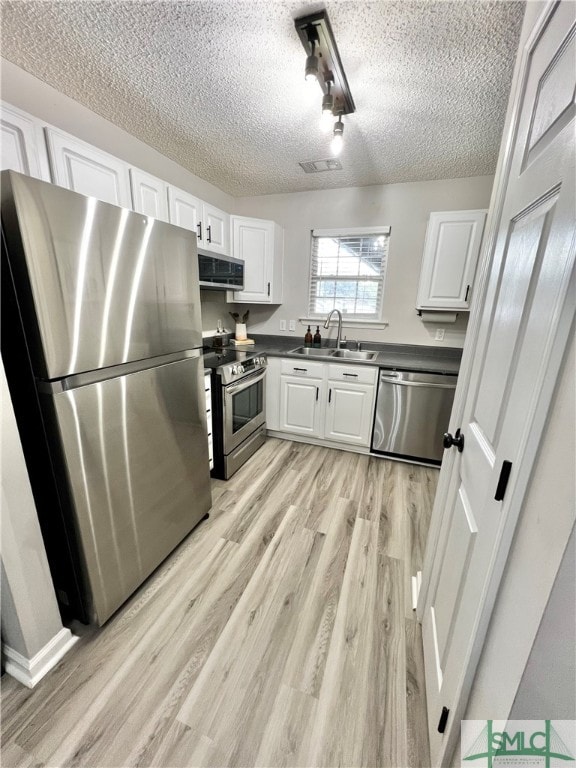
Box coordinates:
[371,370,457,464]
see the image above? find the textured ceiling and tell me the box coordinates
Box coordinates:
[1,1,525,196]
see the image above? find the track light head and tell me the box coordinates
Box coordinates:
[331,115,344,155]
[305,53,319,81]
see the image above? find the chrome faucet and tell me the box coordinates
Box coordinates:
[324,309,344,349]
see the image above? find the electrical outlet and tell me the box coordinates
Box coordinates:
[435,328,445,341]
[289,320,296,332]
[279,319,287,331]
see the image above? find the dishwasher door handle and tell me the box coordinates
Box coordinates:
[379,375,456,390]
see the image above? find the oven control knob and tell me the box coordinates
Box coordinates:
[239,365,245,374]
[231,365,238,375]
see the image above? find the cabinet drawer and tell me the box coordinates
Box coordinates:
[327,364,378,385]
[281,359,325,378]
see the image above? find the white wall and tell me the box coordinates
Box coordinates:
[1,359,70,661]
[234,176,494,347]
[510,523,575,719]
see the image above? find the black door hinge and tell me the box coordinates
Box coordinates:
[494,460,512,501]
[437,706,450,734]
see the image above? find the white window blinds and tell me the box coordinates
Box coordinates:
[309,228,390,319]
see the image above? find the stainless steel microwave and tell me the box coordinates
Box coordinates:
[198,250,244,290]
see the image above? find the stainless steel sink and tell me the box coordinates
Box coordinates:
[289,347,335,357]
[289,347,377,361]
[330,349,377,361]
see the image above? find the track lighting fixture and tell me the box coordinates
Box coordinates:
[295,9,355,152]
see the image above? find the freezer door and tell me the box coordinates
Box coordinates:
[1,171,202,379]
[48,356,211,624]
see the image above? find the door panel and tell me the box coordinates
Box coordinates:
[474,192,559,441]
[130,168,169,222]
[324,382,374,446]
[280,376,322,437]
[1,103,50,180]
[45,127,131,207]
[168,186,202,240]
[50,357,211,625]
[203,203,230,256]
[421,3,576,764]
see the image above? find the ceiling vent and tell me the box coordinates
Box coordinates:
[299,158,343,173]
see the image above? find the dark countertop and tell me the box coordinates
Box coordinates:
[214,334,462,375]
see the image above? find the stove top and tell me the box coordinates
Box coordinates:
[203,348,267,385]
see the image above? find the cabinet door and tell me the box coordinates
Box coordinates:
[324,381,375,446]
[1,103,50,180]
[280,375,323,437]
[130,169,169,221]
[416,210,487,310]
[167,186,203,241]
[203,202,230,256]
[265,357,282,431]
[44,127,132,207]
[204,373,213,471]
[231,217,274,303]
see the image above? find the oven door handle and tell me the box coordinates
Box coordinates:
[225,368,266,396]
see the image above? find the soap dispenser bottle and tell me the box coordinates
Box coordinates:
[313,326,322,348]
[304,325,313,347]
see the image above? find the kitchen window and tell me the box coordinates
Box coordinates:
[308,227,390,320]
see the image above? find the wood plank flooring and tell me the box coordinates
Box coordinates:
[1,439,437,768]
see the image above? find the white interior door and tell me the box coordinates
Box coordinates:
[420,2,576,764]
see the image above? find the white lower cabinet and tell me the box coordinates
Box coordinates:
[324,380,375,446]
[272,358,377,450]
[280,375,324,437]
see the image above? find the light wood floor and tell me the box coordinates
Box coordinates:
[1,439,437,768]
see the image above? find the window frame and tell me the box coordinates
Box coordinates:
[308,226,391,321]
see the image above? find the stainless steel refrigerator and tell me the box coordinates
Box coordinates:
[1,170,212,625]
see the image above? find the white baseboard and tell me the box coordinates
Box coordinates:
[2,627,79,688]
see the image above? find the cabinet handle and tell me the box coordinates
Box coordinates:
[206,225,212,243]
[328,388,332,404]
[316,386,319,401]
[465,284,471,302]
[293,367,307,372]
[197,222,202,241]
[267,282,271,296]
[342,373,358,377]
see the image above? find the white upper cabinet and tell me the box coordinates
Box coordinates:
[0,102,50,180]
[130,168,169,221]
[44,127,132,208]
[416,210,487,311]
[168,186,202,238]
[167,187,229,255]
[202,202,230,256]
[231,216,284,304]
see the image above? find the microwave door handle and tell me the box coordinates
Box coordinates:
[226,369,266,395]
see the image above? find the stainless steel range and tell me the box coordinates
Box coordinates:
[204,349,267,479]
